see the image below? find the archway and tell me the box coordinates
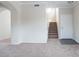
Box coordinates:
[0,1,18,45]
[0,7,11,45]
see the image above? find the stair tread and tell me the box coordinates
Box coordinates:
[48,33,58,34]
[48,22,58,38]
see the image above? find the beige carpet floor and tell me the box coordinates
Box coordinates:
[0,39,79,57]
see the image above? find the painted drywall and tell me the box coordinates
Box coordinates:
[59,8,74,39]
[73,3,79,43]
[46,8,56,22]
[0,1,75,44]
[10,2,22,44]
[0,8,11,40]
[11,2,74,43]
[20,4,48,43]
[9,2,74,44]
[0,1,22,44]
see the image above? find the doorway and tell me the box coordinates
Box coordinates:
[0,7,11,45]
[46,8,58,39]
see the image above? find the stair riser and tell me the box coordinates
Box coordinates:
[48,35,58,38]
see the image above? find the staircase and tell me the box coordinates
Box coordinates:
[48,22,58,38]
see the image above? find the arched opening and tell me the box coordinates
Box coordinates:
[0,7,11,45]
[0,1,18,45]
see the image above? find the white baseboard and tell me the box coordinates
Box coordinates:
[11,41,47,45]
[74,39,79,43]
[0,36,10,40]
[11,41,22,45]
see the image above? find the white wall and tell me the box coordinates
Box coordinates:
[9,2,75,44]
[59,8,74,39]
[11,2,74,44]
[46,8,56,22]
[20,4,48,43]
[73,3,79,43]
[0,8,11,40]
[0,2,75,44]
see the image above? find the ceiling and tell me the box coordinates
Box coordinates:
[8,1,78,8]
[13,1,77,7]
